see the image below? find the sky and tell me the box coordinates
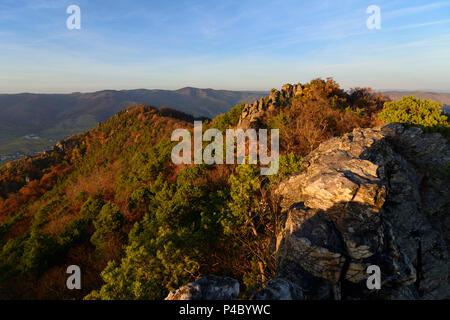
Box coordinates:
[0,0,449,93]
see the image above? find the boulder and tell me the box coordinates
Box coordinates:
[165,275,239,300]
[274,124,450,299]
[253,278,304,300]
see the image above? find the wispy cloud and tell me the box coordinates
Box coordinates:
[391,19,450,30]
[384,1,450,19]
[27,0,69,10]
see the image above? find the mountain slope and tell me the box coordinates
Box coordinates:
[0,88,266,164]
[0,79,389,299]
[0,105,197,299]
[1,78,448,300]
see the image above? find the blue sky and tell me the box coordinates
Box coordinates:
[0,0,449,93]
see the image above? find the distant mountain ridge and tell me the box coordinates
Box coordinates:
[0,88,267,164]
[2,87,449,165]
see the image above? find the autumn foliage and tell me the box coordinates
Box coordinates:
[0,79,397,299]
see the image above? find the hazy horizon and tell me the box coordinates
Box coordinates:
[1,87,450,96]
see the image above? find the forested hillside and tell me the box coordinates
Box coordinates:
[0,78,448,300]
[0,88,266,165]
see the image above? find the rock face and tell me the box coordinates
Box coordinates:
[238,84,304,128]
[165,276,239,300]
[275,123,450,299]
[253,278,304,300]
[166,123,450,300]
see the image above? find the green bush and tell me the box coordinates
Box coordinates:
[124,139,173,187]
[0,209,25,243]
[80,194,104,221]
[86,166,224,300]
[0,235,28,279]
[128,186,154,213]
[222,164,272,290]
[21,231,61,274]
[16,218,88,275]
[58,218,89,249]
[210,104,244,132]
[90,203,125,249]
[32,200,61,231]
[269,153,304,183]
[379,96,450,136]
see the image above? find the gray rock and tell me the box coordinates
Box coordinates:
[165,276,240,300]
[238,83,304,128]
[253,278,304,300]
[274,124,450,300]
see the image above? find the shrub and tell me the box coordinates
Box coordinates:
[0,209,25,242]
[32,200,61,231]
[90,203,125,250]
[128,187,154,213]
[0,235,28,279]
[86,166,224,300]
[57,218,89,249]
[222,164,275,289]
[269,153,304,183]
[210,104,244,132]
[80,194,104,221]
[378,96,450,136]
[21,231,61,274]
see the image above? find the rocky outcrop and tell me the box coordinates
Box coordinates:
[165,276,239,300]
[238,84,304,128]
[166,123,450,300]
[253,278,304,300]
[274,123,449,300]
